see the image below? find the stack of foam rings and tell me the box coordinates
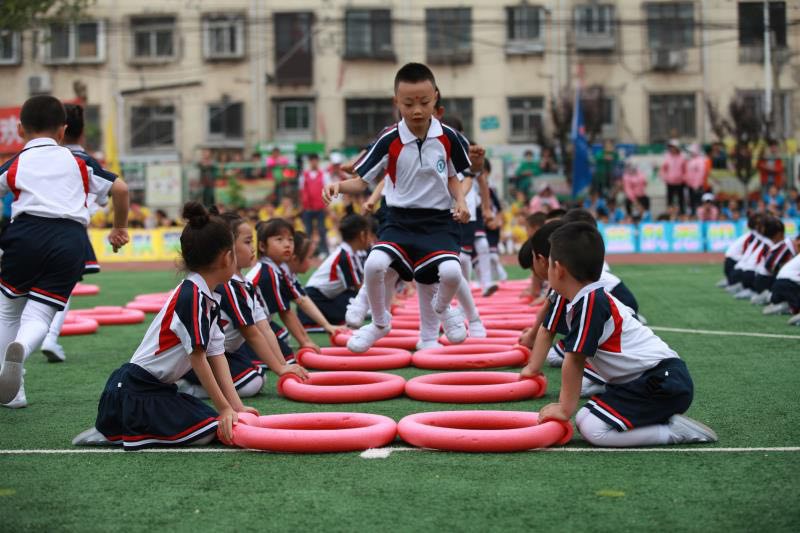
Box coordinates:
[125,292,172,313]
[222,278,575,454]
[71,283,100,296]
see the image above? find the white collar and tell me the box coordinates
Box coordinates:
[260,256,281,272]
[64,144,86,153]
[397,117,444,145]
[340,241,355,256]
[186,272,219,302]
[565,281,606,314]
[24,138,58,149]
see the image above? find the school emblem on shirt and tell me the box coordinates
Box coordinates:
[436,158,446,173]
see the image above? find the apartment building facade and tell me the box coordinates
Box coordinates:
[0,0,797,162]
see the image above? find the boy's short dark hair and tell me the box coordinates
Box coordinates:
[394,62,436,92]
[747,212,763,230]
[518,238,534,270]
[20,95,66,133]
[525,212,547,230]
[444,116,464,133]
[562,208,598,228]
[64,103,84,141]
[549,222,605,283]
[546,208,567,220]
[762,216,784,239]
[340,214,369,242]
[531,220,566,259]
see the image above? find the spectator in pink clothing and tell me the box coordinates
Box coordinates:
[697,192,719,221]
[265,147,289,180]
[528,182,560,213]
[660,139,687,214]
[622,161,650,216]
[685,144,709,215]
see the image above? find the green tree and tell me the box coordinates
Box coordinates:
[1,0,92,31]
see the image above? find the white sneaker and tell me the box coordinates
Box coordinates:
[72,427,113,446]
[734,288,754,300]
[0,342,25,404]
[41,339,66,363]
[1,379,27,409]
[347,323,390,353]
[725,283,743,294]
[788,313,800,326]
[416,339,443,350]
[763,302,790,315]
[667,414,718,444]
[580,378,605,398]
[468,319,487,338]
[715,278,729,288]
[436,307,467,344]
[750,291,770,306]
[546,346,564,367]
[345,298,369,328]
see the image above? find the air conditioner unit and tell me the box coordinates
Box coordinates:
[651,49,687,71]
[28,73,53,95]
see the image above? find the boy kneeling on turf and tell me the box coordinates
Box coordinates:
[523,222,718,447]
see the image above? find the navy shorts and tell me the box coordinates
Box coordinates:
[459,221,477,254]
[723,257,736,282]
[372,207,460,284]
[770,279,800,312]
[299,286,355,326]
[0,214,86,310]
[741,270,756,290]
[183,349,265,391]
[753,274,774,294]
[610,281,639,314]
[82,232,100,276]
[270,320,295,362]
[96,363,219,451]
[585,358,693,431]
[729,268,744,285]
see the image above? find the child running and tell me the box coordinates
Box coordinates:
[0,96,129,408]
[323,63,480,352]
[72,202,257,449]
[524,222,717,447]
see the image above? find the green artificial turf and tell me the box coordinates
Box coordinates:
[1,264,799,532]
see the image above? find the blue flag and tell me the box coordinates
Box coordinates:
[571,86,592,198]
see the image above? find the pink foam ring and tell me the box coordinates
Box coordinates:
[230,412,398,453]
[295,346,412,371]
[68,307,146,325]
[125,300,164,313]
[405,372,546,403]
[412,343,529,370]
[391,318,420,329]
[331,329,419,351]
[133,292,172,302]
[277,371,406,403]
[397,410,573,452]
[480,317,534,331]
[71,283,100,296]
[60,315,99,336]
[474,305,536,314]
[440,328,521,345]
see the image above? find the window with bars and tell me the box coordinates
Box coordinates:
[645,2,694,49]
[426,8,472,64]
[274,99,314,140]
[44,21,104,63]
[345,99,396,147]
[0,30,21,65]
[274,12,313,85]
[203,15,245,59]
[574,4,616,50]
[208,102,243,140]
[130,104,176,150]
[131,16,176,61]
[508,97,544,143]
[345,9,394,60]
[506,4,545,53]
[648,94,696,142]
[440,98,474,141]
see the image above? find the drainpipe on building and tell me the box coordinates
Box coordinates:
[763,0,773,137]
[700,0,710,143]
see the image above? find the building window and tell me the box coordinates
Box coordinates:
[738,2,786,63]
[131,16,176,62]
[0,31,21,65]
[203,15,244,60]
[645,2,694,49]
[440,98,474,141]
[738,91,792,139]
[508,97,544,143]
[426,8,472,64]
[649,94,696,142]
[43,21,105,64]
[574,4,615,50]
[345,99,395,146]
[581,95,616,139]
[130,104,176,150]
[506,4,545,53]
[274,12,313,85]
[208,102,243,141]
[345,9,393,60]
[274,99,314,141]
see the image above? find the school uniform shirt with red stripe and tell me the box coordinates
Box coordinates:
[777,254,800,283]
[280,263,307,299]
[0,138,113,226]
[563,281,679,385]
[129,273,225,384]
[763,238,797,277]
[735,233,769,272]
[216,274,268,353]
[245,257,297,317]
[354,118,471,210]
[306,242,362,299]
[725,231,754,261]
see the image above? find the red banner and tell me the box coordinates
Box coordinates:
[0,106,23,154]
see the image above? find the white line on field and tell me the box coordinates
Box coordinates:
[0,446,797,457]
[650,326,800,340]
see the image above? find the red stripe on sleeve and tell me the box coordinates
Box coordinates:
[576,292,596,353]
[157,290,181,354]
[386,137,404,185]
[6,158,20,200]
[74,156,90,206]
[224,282,246,325]
[192,285,202,345]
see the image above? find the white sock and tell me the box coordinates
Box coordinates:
[43,296,70,347]
[16,300,58,361]
[0,294,25,367]
[364,250,393,327]
[416,282,441,343]
[459,251,473,281]
[433,261,463,314]
[237,375,264,398]
[190,432,216,446]
[383,268,399,319]
[455,277,480,322]
[474,236,492,289]
[575,407,670,447]
[353,285,369,309]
